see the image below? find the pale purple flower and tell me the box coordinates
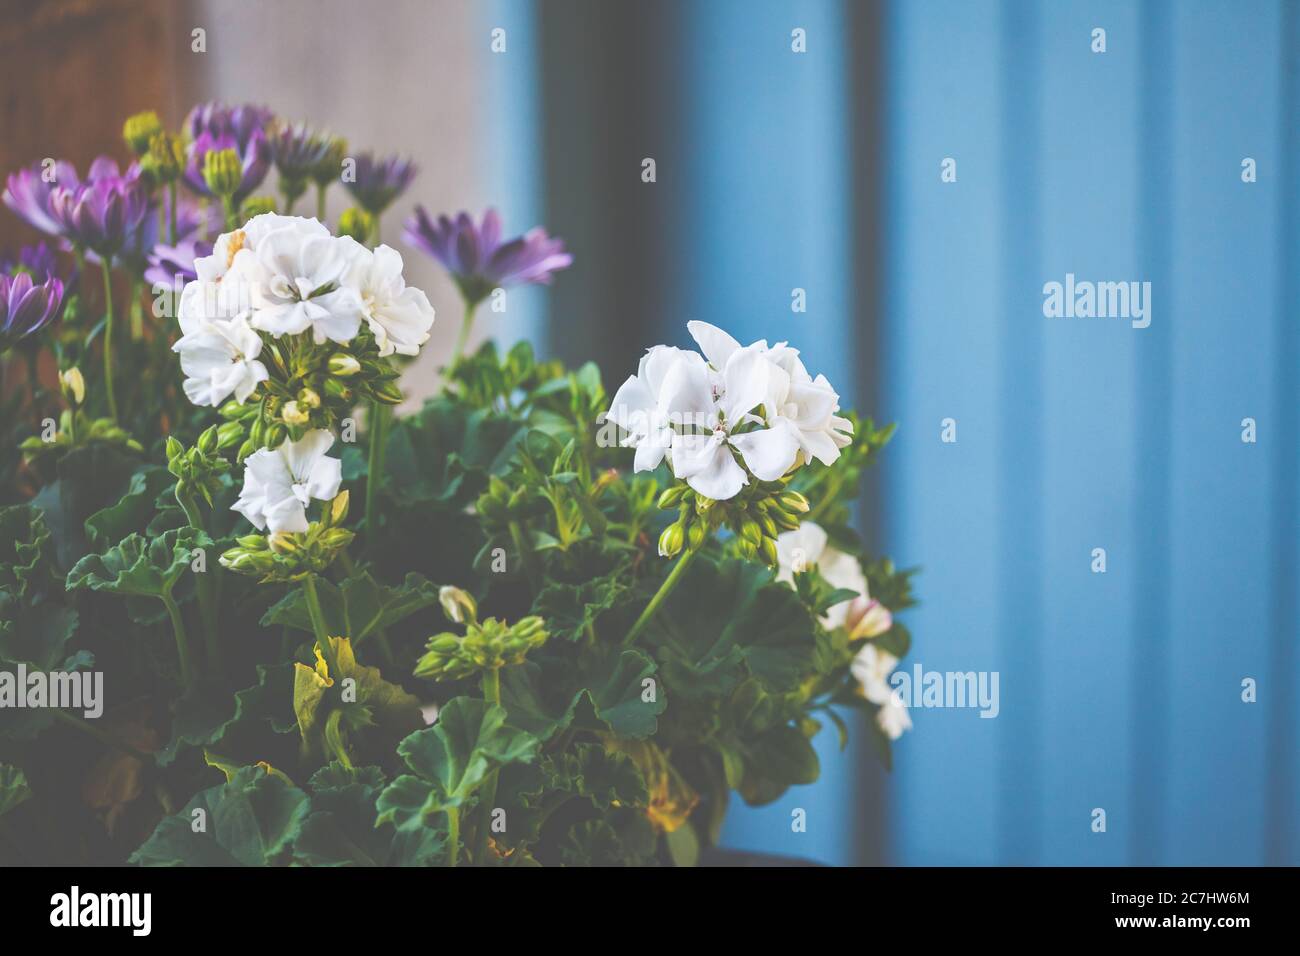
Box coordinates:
[48,158,151,258]
[344,152,417,214]
[185,101,275,147]
[270,122,332,188]
[3,161,80,238]
[0,241,60,283]
[403,207,572,304]
[145,237,213,288]
[0,270,64,351]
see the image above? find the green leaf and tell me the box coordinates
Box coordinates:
[0,505,56,602]
[575,649,666,739]
[388,697,538,809]
[531,572,631,644]
[29,443,142,570]
[0,602,78,672]
[292,637,423,763]
[66,527,212,600]
[130,766,310,866]
[156,662,296,766]
[0,763,32,818]
[645,557,819,698]
[262,571,439,646]
[84,466,174,552]
[294,763,443,866]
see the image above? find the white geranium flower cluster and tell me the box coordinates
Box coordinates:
[775,521,911,741]
[606,321,853,501]
[172,214,436,535]
[173,213,435,409]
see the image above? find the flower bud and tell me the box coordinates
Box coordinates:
[323,377,353,403]
[197,424,219,454]
[297,387,321,410]
[687,520,708,552]
[216,420,245,449]
[658,522,685,558]
[203,148,242,197]
[317,528,355,550]
[123,111,163,156]
[265,423,288,447]
[328,353,361,377]
[328,490,350,526]
[236,533,268,550]
[242,196,277,218]
[778,490,811,514]
[337,206,375,243]
[369,379,404,405]
[165,435,184,462]
[439,586,478,625]
[268,531,300,555]
[657,485,686,510]
[759,536,779,568]
[738,519,763,546]
[59,367,85,407]
[144,132,185,183]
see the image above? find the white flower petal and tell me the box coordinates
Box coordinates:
[729,424,798,481]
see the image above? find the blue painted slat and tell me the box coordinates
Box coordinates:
[883,0,1006,866]
[1036,0,1142,865]
[1161,0,1281,864]
[670,0,857,865]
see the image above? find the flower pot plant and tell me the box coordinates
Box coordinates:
[0,102,915,867]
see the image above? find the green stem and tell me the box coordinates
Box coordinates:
[451,300,477,370]
[160,591,195,690]
[99,259,118,421]
[302,574,341,677]
[508,520,541,591]
[316,183,327,222]
[622,548,698,648]
[365,401,390,544]
[445,806,460,867]
[50,709,153,763]
[473,667,502,865]
[178,489,222,680]
[167,182,178,245]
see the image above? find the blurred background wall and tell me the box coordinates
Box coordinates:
[2,0,1295,865]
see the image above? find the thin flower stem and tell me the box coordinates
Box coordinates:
[50,709,153,763]
[451,300,477,370]
[472,667,502,865]
[316,184,327,223]
[160,591,195,690]
[508,520,541,591]
[364,401,390,544]
[444,806,460,867]
[99,259,118,421]
[302,574,341,677]
[622,548,698,648]
[167,182,178,246]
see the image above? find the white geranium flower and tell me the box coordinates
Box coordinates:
[231,429,342,533]
[774,521,893,637]
[341,242,435,357]
[667,344,799,501]
[851,643,911,740]
[687,320,853,465]
[605,345,705,473]
[225,214,365,344]
[172,311,268,407]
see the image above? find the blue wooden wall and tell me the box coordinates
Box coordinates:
[884,0,1299,865]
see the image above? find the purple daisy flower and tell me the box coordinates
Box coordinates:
[3,160,81,238]
[185,101,275,147]
[48,158,151,258]
[343,152,417,214]
[403,207,573,304]
[144,236,213,289]
[0,241,60,283]
[271,123,332,185]
[0,269,64,351]
[183,129,272,204]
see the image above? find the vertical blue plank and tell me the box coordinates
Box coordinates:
[672,0,857,865]
[479,0,548,352]
[994,0,1045,865]
[883,0,1005,865]
[1267,0,1300,866]
[1036,1,1142,865]
[1162,0,1280,864]
[1131,0,1174,866]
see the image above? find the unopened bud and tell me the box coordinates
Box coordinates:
[328,353,361,377]
[203,147,242,197]
[658,522,685,558]
[123,111,162,156]
[59,367,85,407]
[438,586,478,625]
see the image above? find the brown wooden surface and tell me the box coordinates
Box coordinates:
[0,0,185,249]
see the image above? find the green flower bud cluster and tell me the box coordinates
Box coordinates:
[19,410,143,462]
[220,491,354,582]
[217,336,400,461]
[414,615,548,682]
[141,132,185,185]
[165,426,237,508]
[241,196,278,218]
[475,475,544,531]
[654,479,810,568]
